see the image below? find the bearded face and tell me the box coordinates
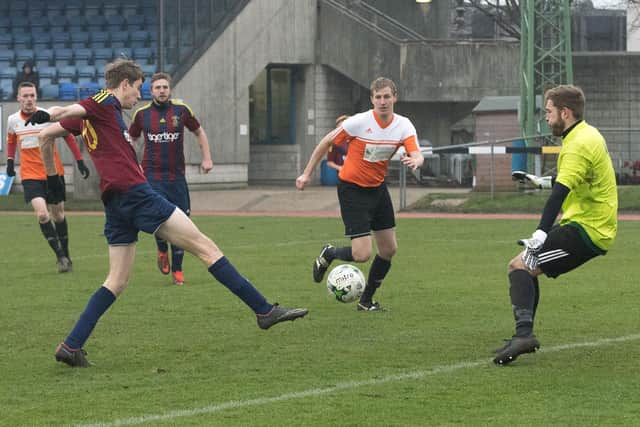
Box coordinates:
[544,100,566,136]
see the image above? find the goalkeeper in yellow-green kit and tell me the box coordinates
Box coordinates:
[495,85,618,365]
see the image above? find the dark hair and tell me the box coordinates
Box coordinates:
[151,72,171,86]
[370,77,397,96]
[544,85,585,120]
[18,81,36,90]
[104,59,144,89]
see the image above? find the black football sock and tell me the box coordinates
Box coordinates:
[55,218,69,258]
[508,269,536,337]
[360,255,391,304]
[324,246,353,263]
[40,220,65,258]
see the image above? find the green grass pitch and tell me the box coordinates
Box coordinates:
[0,214,638,426]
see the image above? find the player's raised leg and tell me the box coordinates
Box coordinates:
[156,209,308,329]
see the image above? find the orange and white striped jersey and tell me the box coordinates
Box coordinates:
[6,108,64,180]
[332,110,420,187]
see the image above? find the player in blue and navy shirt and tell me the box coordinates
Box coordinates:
[129,72,213,286]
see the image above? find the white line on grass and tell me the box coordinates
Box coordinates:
[74,333,640,427]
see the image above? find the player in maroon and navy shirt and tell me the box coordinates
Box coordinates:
[129,72,213,286]
[33,59,307,368]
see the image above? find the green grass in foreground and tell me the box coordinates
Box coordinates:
[0,215,638,426]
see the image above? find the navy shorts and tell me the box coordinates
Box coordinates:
[337,179,395,239]
[103,183,177,245]
[149,179,191,215]
[22,177,66,204]
[538,223,604,278]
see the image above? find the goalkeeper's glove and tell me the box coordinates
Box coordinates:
[517,229,547,270]
[6,159,15,177]
[76,160,90,179]
[512,170,553,189]
[24,110,51,126]
[46,175,65,204]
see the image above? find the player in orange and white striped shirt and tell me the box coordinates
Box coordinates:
[5,82,90,273]
[296,77,424,311]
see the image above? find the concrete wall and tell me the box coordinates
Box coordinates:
[172,0,316,187]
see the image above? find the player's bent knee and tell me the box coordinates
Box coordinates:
[351,249,371,263]
[507,254,526,273]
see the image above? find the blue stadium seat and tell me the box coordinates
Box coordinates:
[78,81,100,98]
[0,49,15,64]
[94,47,114,62]
[31,32,52,51]
[54,48,74,66]
[133,47,153,64]
[144,14,157,27]
[0,67,18,79]
[142,64,156,78]
[59,82,78,100]
[90,31,110,48]
[11,16,30,32]
[70,32,90,49]
[1,79,14,101]
[41,83,60,100]
[103,2,121,17]
[35,49,54,66]
[125,14,144,31]
[39,66,58,80]
[77,65,96,79]
[106,15,125,32]
[10,1,28,14]
[47,15,65,33]
[65,0,83,17]
[58,66,77,83]
[16,50,35,64]
[84,0,102,17]
[86,14,107,31]
[0,33,12,50]
[110,31,129,48]
[141,80,152,99]
[13,33,32,50]
[29,16,48,32]
[0,16,11,33]
[122,4,139,18]
[74,48,93,66]
[51,32,70,49]
[0,60,12,70]
[130,30,149,48]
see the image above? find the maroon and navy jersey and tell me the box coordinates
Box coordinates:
[61,91,146,195]
[129,100,200,182]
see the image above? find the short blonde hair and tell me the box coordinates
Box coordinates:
[370,77,397,96]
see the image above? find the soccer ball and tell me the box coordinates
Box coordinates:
[326,264,366,303]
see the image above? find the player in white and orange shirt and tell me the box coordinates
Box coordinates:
[5,82,90,273]
[296,77,424,311]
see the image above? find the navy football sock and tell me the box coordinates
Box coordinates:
[65,286,116,349]
[156,237,169,253]
[208,257,272,315]
[171,245,184,272]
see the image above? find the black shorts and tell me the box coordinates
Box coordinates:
[337,179,395,239]
[538,223,604,278]
[22,177,66,204]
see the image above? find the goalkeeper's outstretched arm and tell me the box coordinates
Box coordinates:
[512,170,556,189]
